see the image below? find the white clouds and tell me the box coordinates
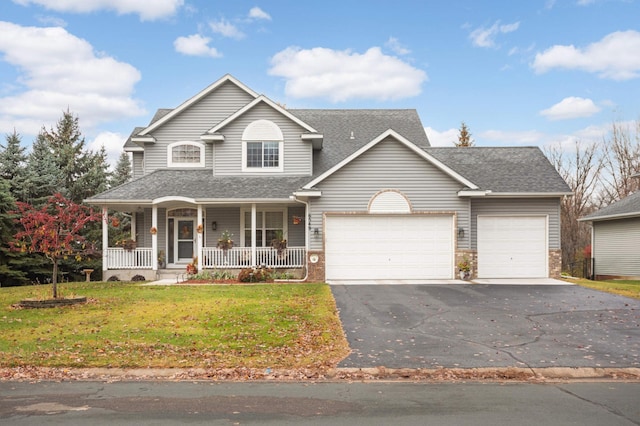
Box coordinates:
[532,30,640,80]
[0,21,144,135]
[469,20,520,48]
[385,37,410,55]
[88,131,126,168]
[248,7,271,21]
[540,97,600,121]
[209,19,245,39]
[174,34,221,58]
[424,127,458,147]
[481,129,547,145]
[12,0,183,21]
[269,46,427,102]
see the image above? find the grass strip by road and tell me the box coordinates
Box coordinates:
[565,278,640,299]
[0,281,350,369]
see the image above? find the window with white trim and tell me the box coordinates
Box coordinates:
[241,209,286,247]
[167,141,205,167]
[242,120,283,172]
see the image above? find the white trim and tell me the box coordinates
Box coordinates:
[131,135,156,143]
[242,119,284,141]
[152,196,197,205]
[292,190,322,198]
[241,140,284,173]
[205,95,318,135]
[483,192,573,198]
[458,190,491,197]
[579,211,640,222]
[124,146,144,152]
[302,129,479,190]
[200,133,224,142]
[167,141,205,168]
[137,74,259,136]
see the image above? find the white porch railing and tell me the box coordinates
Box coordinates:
[201,246,306,269]
[106,247,153,269]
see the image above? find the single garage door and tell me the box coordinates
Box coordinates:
[477,216,547,278]
[325,214,454,281]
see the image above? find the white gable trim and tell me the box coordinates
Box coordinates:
[137,74,258,136]
[302,129,479,190]
[205,95,318,135]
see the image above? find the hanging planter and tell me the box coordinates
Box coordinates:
[217,230,234,251]
[111,217,120,227]
[197,224,204,234]
[150,226,157,235]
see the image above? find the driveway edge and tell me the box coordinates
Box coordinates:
[2,366,639,382]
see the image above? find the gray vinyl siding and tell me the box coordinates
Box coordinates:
[204,207,241,247]
[471,198,561,249]
[142,81,255,173]
[132,152,144,179]
[213,103,312,176]
[593,218,640,276]
[287,206,305,246]
[309,137,469,251]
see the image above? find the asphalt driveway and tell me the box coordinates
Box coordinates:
[331,284,640,369]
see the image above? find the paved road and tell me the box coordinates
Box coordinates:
[1,381,639,425]
[331,284,640,369]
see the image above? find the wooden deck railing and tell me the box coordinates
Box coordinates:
[201,246,306,269]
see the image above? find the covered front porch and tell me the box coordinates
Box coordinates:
[100,199,309,280]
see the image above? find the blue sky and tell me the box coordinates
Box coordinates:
[1,0,639,167]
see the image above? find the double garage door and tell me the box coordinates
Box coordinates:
[325,215,453,281]
[477,216,548,278]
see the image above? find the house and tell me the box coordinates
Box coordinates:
[86,74,571,283]
[579,174,640,280]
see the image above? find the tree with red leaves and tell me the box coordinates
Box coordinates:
[11,193,101,298]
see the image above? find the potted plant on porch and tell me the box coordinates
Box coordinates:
[271,230,287,256]
[217,230,234,252]
[457,256,471,280]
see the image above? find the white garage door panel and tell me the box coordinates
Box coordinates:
[478,216,547,278]
[325,215,453,281]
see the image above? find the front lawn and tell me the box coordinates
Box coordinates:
[0,282,350,369]
[564,277,640,299]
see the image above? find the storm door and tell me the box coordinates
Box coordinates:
[175,219,195,262]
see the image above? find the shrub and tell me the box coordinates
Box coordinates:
[238,267,273,283]
[131,274,146,282]
[107,275,120,282]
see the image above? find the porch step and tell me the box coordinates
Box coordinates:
[156,268,188,283]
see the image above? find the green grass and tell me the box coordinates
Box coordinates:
[0,281,350,369]
[564,277,640,300]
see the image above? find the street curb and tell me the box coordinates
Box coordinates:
[2,366,640,382]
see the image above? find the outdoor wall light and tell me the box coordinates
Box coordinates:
[211,221,217,231]
[314,227,319,236]
[457,227,465,238]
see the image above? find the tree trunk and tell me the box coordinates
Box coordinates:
[52,259,58,299]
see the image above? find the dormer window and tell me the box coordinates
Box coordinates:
[168,141,205,167]
[242,120,283,172]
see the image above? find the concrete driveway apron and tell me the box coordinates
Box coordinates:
[331,284,640,369]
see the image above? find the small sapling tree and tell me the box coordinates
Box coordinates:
[11,193,101,298]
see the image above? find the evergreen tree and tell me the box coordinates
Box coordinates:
[111,151,132,188]
[77,145,111,200]
[42,110,91,204]
[454,121,475,147]
[0,131,28,202]
[0,178,28,286]
[24,133,64,206]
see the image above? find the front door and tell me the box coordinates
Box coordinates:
[175,219,195,262]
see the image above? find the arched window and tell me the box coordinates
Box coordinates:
[167,141,205,167]
[242,120,284,172]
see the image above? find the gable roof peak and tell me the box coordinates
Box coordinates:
[136,74,259,136]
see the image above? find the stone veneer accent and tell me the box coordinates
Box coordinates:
[549,249,562,278]
[306,251,326,282]
[456,250,477,279]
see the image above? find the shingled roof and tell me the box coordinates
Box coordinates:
[580,191,640,221]
[425,146,572,194]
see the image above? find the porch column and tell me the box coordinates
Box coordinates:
[102,206,108,273]
[151,206,158,271]
[251,203,257,267]
[131,211,137,240]
[197,205,203,271]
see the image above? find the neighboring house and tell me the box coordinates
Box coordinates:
[579,174,640,280]
[86,74,571,283]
